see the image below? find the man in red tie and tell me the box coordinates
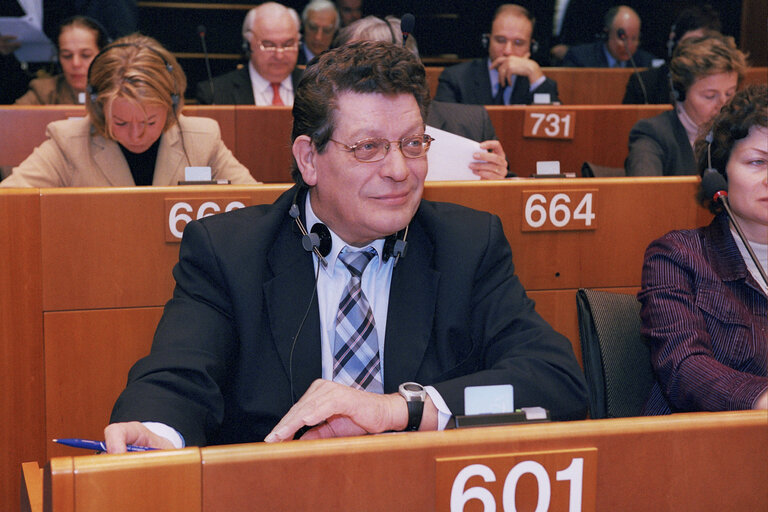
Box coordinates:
[196,2,303,105]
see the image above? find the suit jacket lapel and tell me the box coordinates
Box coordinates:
[382,217,440,392]
[235,67,256,104]
[468,59,494,105]
[90,135,135,186]
[264,194,322,399]
[153,122,186,185]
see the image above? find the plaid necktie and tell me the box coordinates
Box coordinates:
[332,248,383,393]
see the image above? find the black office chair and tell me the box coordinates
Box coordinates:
[576,288,655,419]
[580,161,625,177]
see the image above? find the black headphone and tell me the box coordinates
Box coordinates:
[480,33,539,55]
[670,70,686,103]
[289,187,408,268]
[86,42,180,114]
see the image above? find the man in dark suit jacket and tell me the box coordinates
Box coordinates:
[196,3,303,105]
[563,5,658,67]
[105,41,587,452]
[435,5,559,105]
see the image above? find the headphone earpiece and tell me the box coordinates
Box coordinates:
[242,36,251,58]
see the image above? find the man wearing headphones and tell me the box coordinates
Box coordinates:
[105,41,587,452]
[562,5,657,68]
[196,2,303,105]
[435,4,559,105]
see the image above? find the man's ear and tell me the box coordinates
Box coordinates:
[292,135,318,186]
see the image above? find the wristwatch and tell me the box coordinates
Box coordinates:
[398,382,426,431]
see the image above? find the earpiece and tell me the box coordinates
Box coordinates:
[669,70,685,103]
[289,188,408,267]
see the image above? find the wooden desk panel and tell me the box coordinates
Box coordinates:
[234,106,294,183]
[33,411,768,511]
[486,105,670,175]
[39,185,288,311]
[0,190,45,512]
[44,308,163,459]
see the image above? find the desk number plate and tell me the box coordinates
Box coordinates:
[165,198,248,241]
[522,190,597,232]
[436,448,597,512]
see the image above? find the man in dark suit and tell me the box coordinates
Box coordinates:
[435,4,559,105]
[563,5,657,68]
[196,3,302,105]
[297,0,339,65]
[105,41,587,452]
[623,6,722,105]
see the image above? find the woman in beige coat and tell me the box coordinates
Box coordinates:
[2,34,257,187]
[14,16,108,105]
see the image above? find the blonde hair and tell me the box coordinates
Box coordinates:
[670,33,747,98]
[86,34,187,139]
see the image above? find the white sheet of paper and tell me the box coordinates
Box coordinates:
[425,125,482,181]
[0,15,55,62]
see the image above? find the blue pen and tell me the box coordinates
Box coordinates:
[53,438,157,452]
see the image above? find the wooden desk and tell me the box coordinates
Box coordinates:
[1,179,712,512]
[0,105,670,180]
[26,411,768,511]
[486,104,669,174]
[425,66,767,106]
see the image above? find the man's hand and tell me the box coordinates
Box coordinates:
[470,140,508,180]
[104,422,177,454]
[0,35,21,56]
[491,54,543,87]
[265,379,436,442]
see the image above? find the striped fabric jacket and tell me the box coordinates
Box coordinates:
[638,213,768,415]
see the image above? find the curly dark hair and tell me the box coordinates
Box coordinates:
[290,40,430,185]
[695,83,767,213]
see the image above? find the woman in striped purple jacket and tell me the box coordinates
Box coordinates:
[639,84,767,415]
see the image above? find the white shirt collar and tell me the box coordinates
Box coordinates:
[304,192,385,276]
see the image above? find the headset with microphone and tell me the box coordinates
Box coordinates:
[481,33,539,56]
[701,131,768,287]
[289,187,408,268]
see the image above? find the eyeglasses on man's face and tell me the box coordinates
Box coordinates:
[257,39,300,53]
[330,134,435,163]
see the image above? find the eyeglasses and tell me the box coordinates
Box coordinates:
[257,40,300,53]
[330,134,435,163]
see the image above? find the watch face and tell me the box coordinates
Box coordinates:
[403,383,422,392]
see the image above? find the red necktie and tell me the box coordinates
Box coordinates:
[270,83,283,106]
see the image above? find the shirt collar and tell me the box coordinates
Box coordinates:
[603,44,625,68]
[248,61,293,91]
[304,193,385,276]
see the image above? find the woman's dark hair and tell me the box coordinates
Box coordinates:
[695,84,768,213]
[56,16,111,51]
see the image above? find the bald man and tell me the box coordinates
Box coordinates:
[197,2,303,105]
[562,5,657,67]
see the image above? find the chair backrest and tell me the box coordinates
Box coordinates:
[581,161,626,177]
[576,288,655,419]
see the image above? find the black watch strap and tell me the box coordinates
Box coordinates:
[405,399,424,431]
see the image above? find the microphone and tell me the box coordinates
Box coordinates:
[197,24,215,104]
[618,27,648,104]
[702,170,768,287]
[401,13,415,46]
